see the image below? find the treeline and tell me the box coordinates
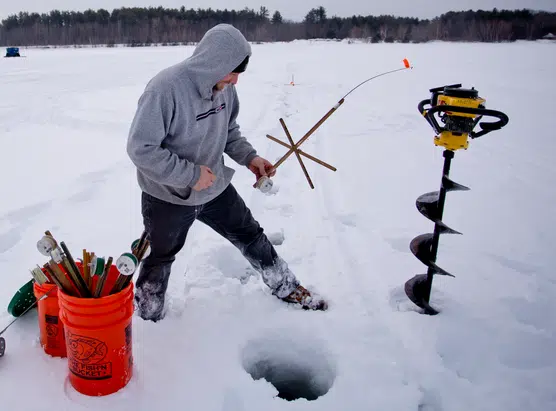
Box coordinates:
[1,6,555,47]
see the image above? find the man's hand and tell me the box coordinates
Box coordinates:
[192,165,216,191]
[248,156,276,180]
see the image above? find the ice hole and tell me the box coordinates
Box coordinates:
[241,333,336,401]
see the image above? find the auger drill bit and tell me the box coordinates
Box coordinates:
[405,151,459,315]
[404,84,509,315]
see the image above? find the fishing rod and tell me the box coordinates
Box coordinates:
[255,59,413,192]
[341,60,412,100]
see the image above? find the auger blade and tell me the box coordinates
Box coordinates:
[409,234,455,277]
[429,262,455,277]
[410,233,434,266]
[438,224,462,235]
[404,274,439,315]
[416,191,440,221]
[442,176,470,192]
[416,192,462,235]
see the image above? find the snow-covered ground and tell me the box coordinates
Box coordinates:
[0,39,554,411]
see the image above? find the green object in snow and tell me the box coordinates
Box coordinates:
[7,279,37,317]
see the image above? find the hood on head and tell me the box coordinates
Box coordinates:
[184,24,251,100]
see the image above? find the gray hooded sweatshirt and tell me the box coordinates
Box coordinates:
[127,24,257,206]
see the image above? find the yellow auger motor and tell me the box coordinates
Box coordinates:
[419,83,508,151]
[405,84,509,315]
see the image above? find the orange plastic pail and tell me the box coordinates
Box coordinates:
[58,274,134,397]
[33,282,67,358]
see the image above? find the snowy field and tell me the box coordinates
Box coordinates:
[0,39,555,410]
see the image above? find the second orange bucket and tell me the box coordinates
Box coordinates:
[58,264,134,397]
[33,282,66,358]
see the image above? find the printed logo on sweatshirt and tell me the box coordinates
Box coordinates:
[196,103,226,121]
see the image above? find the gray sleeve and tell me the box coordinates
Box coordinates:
[225,88,258,167]
[127,90,200,188]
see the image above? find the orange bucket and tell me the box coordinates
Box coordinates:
[58,264,134,397]
[33,282,67,358]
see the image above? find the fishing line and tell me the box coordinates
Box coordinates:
[341,64,412,100]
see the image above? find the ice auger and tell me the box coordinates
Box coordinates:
[404,84,509,315]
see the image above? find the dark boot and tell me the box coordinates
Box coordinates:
[197,184,300,298]
[135,192,197,322]
[134,270,167,322]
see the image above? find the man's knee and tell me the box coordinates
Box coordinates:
[242,229,276,267]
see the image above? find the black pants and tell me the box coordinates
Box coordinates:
[135,184,298,320]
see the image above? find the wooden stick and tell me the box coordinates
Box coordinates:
[119,239,150,293]
[85,252,92,290]
[82,249,90,289]
[48,261,78,297]
[61,256,91,297]
[45,230,83,297]
[266,135,337,172]
[60,242,91,297]
[87,252,95,291]
[137,239,150,261]
[133,231,148,257]
[279,118,314,189]
[120,263,139,291]
[94,256,113,298]
[110,266,131,295]
[44,231,57,246]
[43,263,65,290]
[270,99,345,172]
[110,276,124,296]
[119,275,132,293]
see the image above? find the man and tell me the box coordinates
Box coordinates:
[126,24,327,322]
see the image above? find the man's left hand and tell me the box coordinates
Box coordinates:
[248,156,276,180]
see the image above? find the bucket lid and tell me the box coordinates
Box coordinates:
[7,279,37,317]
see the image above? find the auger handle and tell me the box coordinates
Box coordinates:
[471,109,509,138]
[420,103,509,138]
[418,99,440,133]
[418,99,430,114]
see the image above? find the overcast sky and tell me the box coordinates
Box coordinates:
[1,0,555,21]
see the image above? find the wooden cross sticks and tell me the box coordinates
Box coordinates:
[266,98,344,189]
[261,59,413,190]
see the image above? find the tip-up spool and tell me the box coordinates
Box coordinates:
[37,235,57,256]
[90,256,106,276]
[116,253,138,276]
[255,176,274,193]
